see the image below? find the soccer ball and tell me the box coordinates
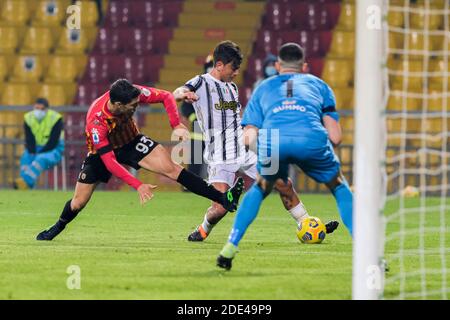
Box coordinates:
[296,217,326,244]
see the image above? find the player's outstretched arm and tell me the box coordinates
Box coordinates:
[137,183,158,205]
[173,86,199,104]
[323,115,342,147]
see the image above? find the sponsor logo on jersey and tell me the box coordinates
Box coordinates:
[141,88,151,97]
[91,128,100,144]
[214,100,238,112]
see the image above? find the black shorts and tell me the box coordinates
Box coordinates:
[77,134,159,184]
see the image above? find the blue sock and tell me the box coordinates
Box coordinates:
[228,184,265,246]
[331,181,353,237]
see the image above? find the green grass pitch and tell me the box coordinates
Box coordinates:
[0,190,447,299]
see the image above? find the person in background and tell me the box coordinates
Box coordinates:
[14,98,65,189]
[253,53,278,89]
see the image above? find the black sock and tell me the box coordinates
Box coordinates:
[177,169,224,204]
[56,200,80,229]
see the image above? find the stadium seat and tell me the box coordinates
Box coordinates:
[0,27,19,54]
[0,55,9,81]
[335,3,355,31]
[103,0,132,28]
[387,8,404,28]
[410,4,443,30]
[118,55,164,84]
[244,56,264,86]
[388,31,404,52]
[387,91,422,111]
[333,87,354,109]
[327,30,355,58]
[45,55,80,83]
[427,89,449,112]
[37,83,67,106]
[123,28,172,55]
[321,58,354,88]
[10,56,45,82]
[0,83,33,106]
[80,55,112,84]
[132,1,165,28]
[407,31,436,59]
[0,0,30,26]
[80,0,100,27]
[429,59,449,89]
[263,3,293,30]
[91,28,123,55]
[55,29,89,54]
[74,82,110,105]
[298,31,323,58]
[390,59,424,91]
[294,3,330,31]
[32,0,66,27]
[306,57,324,77]
[20,27,54,54]
[323,2,341,29]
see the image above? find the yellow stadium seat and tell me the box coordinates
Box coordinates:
[427,90,450,112]
[387,7,404,28]
[333,87,354,109]
[390,58,424,91]
[55,29,89,54]
[429,59,449,89]
[329,31,355,58]
[0,55,9,81]
[336,3,355,31]
[45,55,79,82]
[37,83,67,106]
[0,83,33,106]
[388,31,403,52]
[410,4,444,30]
[387,91,422,111]
[32,0,66,27]
[0,27,19,54]
[10,55,45,82]
[321,59,354,88]
[80,0,99,27]
[0,0,30,26]
[20,27,54,54]
[405,31,439,59]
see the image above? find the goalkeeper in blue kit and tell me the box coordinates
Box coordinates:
[217,43,354,270]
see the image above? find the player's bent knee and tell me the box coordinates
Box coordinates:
[166,162,183,180]
[326,172,345,191]
[256,177,274,198]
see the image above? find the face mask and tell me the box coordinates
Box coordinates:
[33,109,47,121]
[265,66,277,78]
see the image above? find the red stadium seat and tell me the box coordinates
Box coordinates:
[294,3,330,31]
[305,58,325,77]
[74,82,109,105]
[103,0,132,28]
[91,28,123,55]
[244,56,264,85]
[111,55,164,84]
[263,3,294,30]
[162,1,182,27]
[80,55,112,84]
[324,2,341,29]
[123,28,172,55]
[132,1,165,28]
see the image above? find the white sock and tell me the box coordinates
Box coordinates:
[288,202,309,227]
[201,214,214,234]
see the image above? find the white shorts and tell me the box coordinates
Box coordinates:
[207,151,258,186]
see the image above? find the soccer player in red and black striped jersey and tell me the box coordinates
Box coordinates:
[36,79,244,241]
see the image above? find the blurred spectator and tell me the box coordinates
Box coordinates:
[13,98,65,189]
[253,53,278,89]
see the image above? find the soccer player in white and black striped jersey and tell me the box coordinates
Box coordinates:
[174,41,339,241]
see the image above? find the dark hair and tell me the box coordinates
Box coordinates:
[109,79,141,104]
[279,43,305,64]
[213,40,243,70]
[35,97,49,108]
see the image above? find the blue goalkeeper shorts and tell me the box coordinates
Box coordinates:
[257,135,340,184]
